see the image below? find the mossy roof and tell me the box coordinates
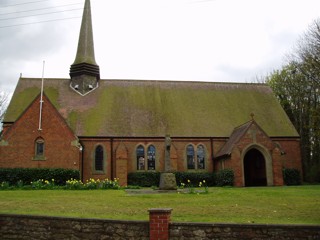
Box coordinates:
[4,78,299,137]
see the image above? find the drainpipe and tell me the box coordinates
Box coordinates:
[79,141,84,182]
[210,137,214,172]
[110,137,114,180]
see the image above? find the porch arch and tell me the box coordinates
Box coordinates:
[241,144,274,186]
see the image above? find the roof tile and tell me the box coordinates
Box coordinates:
[4,78,299,137]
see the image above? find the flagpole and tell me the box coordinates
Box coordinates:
[38,61,45,131]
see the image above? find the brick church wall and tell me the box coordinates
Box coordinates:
[0,95,79,170]
[274,138,302,171]
[213,123,302,187]
[80,139,112,182]
[171,139,213,173]
[79,137,214,184]
[79,134,301,186]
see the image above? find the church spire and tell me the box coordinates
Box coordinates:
[70,0,100,95]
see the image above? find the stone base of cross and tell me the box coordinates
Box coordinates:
[159,172,177,190]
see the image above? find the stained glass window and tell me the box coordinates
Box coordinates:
[95,145,103,171]
[187,144,195,169]
[35,138,44,156]
[147,145,156,170]
[197,145,205,169]
[137,145,145,170]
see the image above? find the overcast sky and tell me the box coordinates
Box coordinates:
[0,0,320,95]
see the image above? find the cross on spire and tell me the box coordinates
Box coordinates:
[250,112,255,121]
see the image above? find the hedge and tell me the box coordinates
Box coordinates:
[127,172,161,187]
[283,168,301,186]
[175,172,215,186]
[0,168,80,186]
[127,170,235,187]
[215,169,234,186]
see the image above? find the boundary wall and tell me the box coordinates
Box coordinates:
[1,210,319,240]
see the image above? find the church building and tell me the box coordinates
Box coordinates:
[0,0,302,187]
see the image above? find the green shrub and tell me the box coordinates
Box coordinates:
[215,169,234,186]
[283,168,301,185]
[127,172,160,187]
[0,181,10,190]
[0,168,80,186]
[175,172,215,187]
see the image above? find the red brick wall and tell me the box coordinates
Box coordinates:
[170,139,213,173]
[274,138,302,171]
[79,138,214,184]
[79,134,301,186]
[115,142,129,186]
[0,95,79,170]
[214,123,302,186]
[272,148,284,186]
[149,208,172,240]
[80,139,112,182]
[237,125,275,151]
[117,138,214,174]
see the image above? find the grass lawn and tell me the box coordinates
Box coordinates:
[0,185,319,225]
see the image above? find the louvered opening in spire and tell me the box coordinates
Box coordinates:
[70,0,100,95]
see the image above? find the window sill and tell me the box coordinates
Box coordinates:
[92,171,105,175]
[33,156,46,161]
[187,169,207,172]
[136,170,157,172]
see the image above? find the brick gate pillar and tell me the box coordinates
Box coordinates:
[148,208,172,240]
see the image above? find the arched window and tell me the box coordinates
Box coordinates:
[147,145,156,170]
[95,145,104,171]
[187,144,195,169]
[136,145,145,170]
[197,144,205,169]
[35,138,45,157]
[186,144,206,170]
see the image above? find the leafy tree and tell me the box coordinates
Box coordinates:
[266,19,320,182]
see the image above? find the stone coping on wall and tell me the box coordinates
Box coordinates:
[170,221,320,228]
[0,213,148,224]
[1,213,320,229]
[170,221,320,240]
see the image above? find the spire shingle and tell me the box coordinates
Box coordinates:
[70,0,100,95]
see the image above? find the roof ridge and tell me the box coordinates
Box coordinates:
[18,77,268,86]
[100,79,268,86]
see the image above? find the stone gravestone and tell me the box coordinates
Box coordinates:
[159,135,177,190]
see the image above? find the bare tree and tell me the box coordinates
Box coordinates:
[266,19,320,182]
[0,92,9,131]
